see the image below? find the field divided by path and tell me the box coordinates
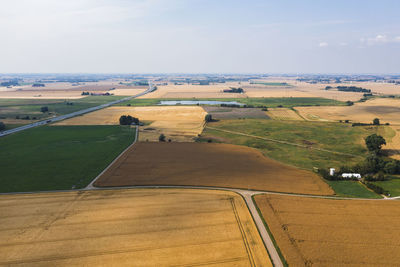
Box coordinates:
[0,189,271,266]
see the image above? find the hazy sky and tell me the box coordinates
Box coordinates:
[1,0,400,73]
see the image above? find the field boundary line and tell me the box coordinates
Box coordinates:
[229,198,256,267]
[85,125,138,189]
[206,126,360,157]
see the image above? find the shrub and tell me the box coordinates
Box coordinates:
[0,122,5,131]
[373,118,380,125]
[119,115,139,125]
[40,106,49,113]
[205,114,213,122]
[159,134,166,142]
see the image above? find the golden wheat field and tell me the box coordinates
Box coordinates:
[55,106,207,141]
[266,108,304,121]
[0,189,271,266]
[254,194,400,266]
[95,142,333,196]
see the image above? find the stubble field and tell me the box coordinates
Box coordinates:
[254,194,400,266]
[0,189,271,266]
[266,108,304,121]
[55,106,207,142]
[95,142,333,195]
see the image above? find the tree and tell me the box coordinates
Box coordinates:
[40,106,49,113]
[159,134,166,142]
[205,114,213,122]
[0,122,5,131]
[373,118,380,125]
[119,115,139,125]
[365,134,386,154]
[384,161,398,174]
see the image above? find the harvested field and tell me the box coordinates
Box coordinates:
[0,81,144,99]
[254,194,400,266]
[95,142,333,195]
[203,106,270,119]
[266,108,303,121]
[55,106,207,142]
[0,189,271,266]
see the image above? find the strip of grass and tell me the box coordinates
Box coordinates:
[252,195,289,267]
[118,97,345,108]
[0,125,135,193]
[371,176,400,197]
[325,180,382,199]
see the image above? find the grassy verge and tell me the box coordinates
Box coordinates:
[371,175,400,197]
[0,96,126,122]
[325,180,382,199]
[252,195,288,267]
[117,97,345,107]
[0,125,135,193]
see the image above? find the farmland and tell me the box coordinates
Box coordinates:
[0,125,135,193]
[0,96,126,126]
[254,194,400,266]
[295,98,400,159]
[95,142,333,195]
[203,106,270,119]
[200,119,383,170]
[119,97,345,108]
[56,106,207,142]
[0,189,271,266]
[266,108,304,121]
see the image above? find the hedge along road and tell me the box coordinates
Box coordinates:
[0,82,156,137]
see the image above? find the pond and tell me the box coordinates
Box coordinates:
[159,100,244,106]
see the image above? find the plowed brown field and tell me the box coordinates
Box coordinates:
[95,142,333,195]
[0,189,271,266]
[254,194,400,266]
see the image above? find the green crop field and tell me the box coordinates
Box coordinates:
[0,125,135,193]
[117,97,345,107]
[325,180,381,199]
[371,176,400,197]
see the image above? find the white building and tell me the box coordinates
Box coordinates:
[342,173,361,179]
[329,168,335,176]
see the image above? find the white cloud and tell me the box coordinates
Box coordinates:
[319,42,328,47]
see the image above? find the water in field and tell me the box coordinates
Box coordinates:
[159,100,244,106]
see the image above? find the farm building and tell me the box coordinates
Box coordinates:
[342,173,361,179]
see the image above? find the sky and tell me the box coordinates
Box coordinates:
[0,0,400,74]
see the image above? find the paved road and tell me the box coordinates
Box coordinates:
[0,82,156,137]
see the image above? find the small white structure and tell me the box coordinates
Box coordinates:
[342,173,361,179]
[329,168,335,176]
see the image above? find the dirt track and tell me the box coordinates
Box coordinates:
[95,142,333,195]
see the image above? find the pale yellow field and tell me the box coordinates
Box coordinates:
[295,98,400,125]
[0,189,271,266]
[295,98,400,159]
[0,81,145,99]
[56,106,207,142]
[140,80,366,101]
[266,108,303,121]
